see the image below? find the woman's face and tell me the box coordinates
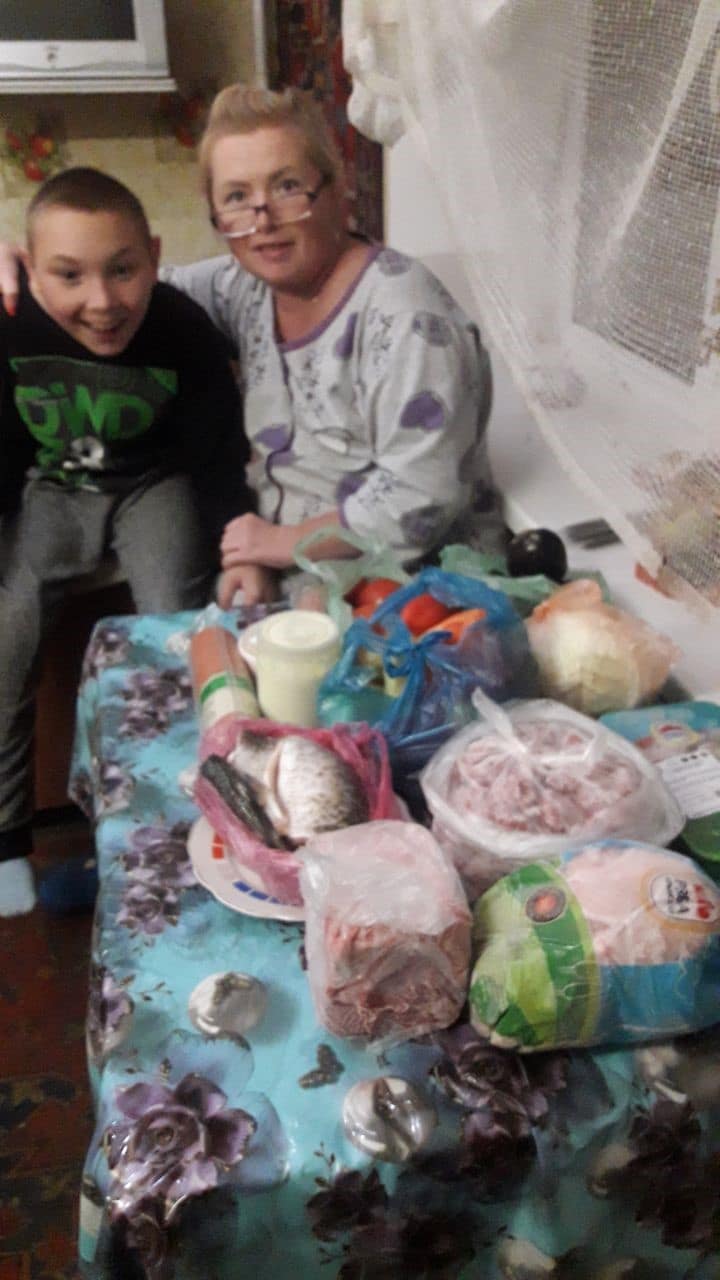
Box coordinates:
[209,124,345,295]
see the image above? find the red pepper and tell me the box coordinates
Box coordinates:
[400,594,453,636]
[346,577,402,609]
[421,607,486,644]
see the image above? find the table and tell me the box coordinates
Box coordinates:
[71,608,720,1280]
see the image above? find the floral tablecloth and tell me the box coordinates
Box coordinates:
[71,610,720,1280]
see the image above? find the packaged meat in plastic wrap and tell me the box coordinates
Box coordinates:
[469,840,720,1051]
[194,717,404,906]
[420,691,684,900]
[298,820,472,1047]
[601,701,720,874]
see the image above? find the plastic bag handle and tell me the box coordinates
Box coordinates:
[293,525,389,577]
[471,688,606,769]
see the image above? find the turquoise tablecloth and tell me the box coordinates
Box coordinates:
[71,610,720,1280]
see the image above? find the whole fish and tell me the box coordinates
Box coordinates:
[264,736,370,843]
[228,729,276,783]
[199,755,289,850]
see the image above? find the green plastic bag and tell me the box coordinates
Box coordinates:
[440,543,609,617]
[293,526,408,632]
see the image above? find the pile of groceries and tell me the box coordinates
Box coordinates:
[187,530,720,1057]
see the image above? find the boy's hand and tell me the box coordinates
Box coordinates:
[221,513,296,570]
[0,242,22,316]
[217,563,278,609]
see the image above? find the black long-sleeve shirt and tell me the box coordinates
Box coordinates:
[0,275,254,543]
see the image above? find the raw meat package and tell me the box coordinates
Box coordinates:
[470,840,720,1050]
[602,701,720,872]
[194,716,403,906]
[420,695,684,900]
[298,820,472,1047]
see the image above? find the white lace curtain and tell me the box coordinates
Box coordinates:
[343,0,720,609]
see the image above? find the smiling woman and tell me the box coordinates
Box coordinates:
[161,83,505,609]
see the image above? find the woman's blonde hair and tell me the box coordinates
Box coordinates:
[198,85,344,201]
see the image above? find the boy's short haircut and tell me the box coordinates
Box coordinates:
[26,166,152,247]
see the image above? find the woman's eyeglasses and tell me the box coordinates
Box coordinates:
[212,175,330,239]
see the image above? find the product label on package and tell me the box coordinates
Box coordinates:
[656,748,720,820]
[649,872,720,925]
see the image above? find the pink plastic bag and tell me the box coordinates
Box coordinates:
[194,716,402,906]
[299,820,472,1047]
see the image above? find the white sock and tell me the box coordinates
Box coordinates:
[0,855,37,917]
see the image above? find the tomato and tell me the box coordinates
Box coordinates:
[345,577,402,609]
[29,134,54,158]
[352,603,386,633]
[422,607,486,644]
[400,594,453,636]
[23,158,44,182]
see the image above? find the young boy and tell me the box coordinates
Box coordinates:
[0,167,253,916]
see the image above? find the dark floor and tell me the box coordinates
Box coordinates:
[0,811,94,1280]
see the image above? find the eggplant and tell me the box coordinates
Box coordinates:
[507,528,568,582]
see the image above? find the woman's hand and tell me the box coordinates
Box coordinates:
[217,563,278,609]
[0,242,23,316]
[221,513,297,570]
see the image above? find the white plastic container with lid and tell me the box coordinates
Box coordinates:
[254,610,341,727]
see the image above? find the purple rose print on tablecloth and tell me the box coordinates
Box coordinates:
[105,1073,256,1280]
[81,623,130,681]
[400,504,446,547]
[400,391,447,432]
[411,312,453,347]
[257,423,296,468]
[118,822,198,937]
[333,311,358,358]
[71,760,134,821]
[376,248,411,276]
[413,1024,571,1199]
[119,668,192,739]
[307,1161,476,1276]
[589,1098,719,1251]
[87,964,134,1066]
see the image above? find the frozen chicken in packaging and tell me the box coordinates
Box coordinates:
[420,693,684,900]
[298,820,471,1047]
[469,840,720,1051]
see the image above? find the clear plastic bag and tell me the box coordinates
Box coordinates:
[299,820,472,1048]
[421,691,684,900]
[194,717,403,906]
[318,568,537,773]
[470,840,720,1051]
[526,579,681,715]
[292,525,408,633]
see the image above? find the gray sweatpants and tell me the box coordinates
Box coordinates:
[0,474,215,859]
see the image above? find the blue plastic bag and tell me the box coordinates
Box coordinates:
[317,568,538,773]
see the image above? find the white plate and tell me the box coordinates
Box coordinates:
[187,816,305,922]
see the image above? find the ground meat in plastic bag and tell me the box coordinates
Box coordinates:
[421,699,684,900]
[299,820,471,1047]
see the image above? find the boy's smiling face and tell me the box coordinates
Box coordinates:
[24,206,160,357]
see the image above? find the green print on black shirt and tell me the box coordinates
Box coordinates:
[10,354,178,482]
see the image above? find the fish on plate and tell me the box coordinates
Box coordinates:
[221,730,370,846]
